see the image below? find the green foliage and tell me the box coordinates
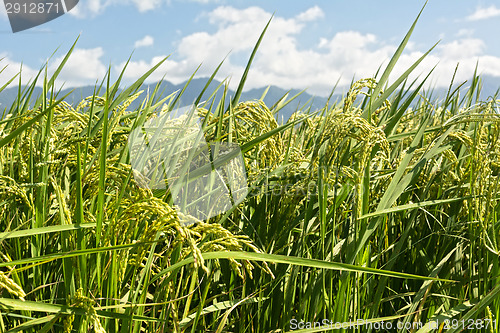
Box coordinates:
[0,6,499,333]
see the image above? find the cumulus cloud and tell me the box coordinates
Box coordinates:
[68,0,111,18]
[456,29,474,38]
[69,0,165,17]
[189,0,220,3]
[6,5,500,96]
[111,5,500,96]
[47,47,107,87]
[296,6,324,22]
[440,38,485,59]
[0,55,39,88]
[116,56,185,84]
[135,35,154,48]
[389,39,500,90]
[1,48,108,89]
[131,0,163,12]
[466,5,500,21]
[69,0,217,17]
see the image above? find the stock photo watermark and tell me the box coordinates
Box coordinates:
[289,318,498,331]
[128,105,249,224]
[3,0,79,32]
[290,318,496,332]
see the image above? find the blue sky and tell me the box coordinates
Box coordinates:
[1,0,499,96]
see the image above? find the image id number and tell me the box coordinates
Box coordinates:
[5,2,62,14]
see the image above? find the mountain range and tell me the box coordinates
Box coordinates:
[1,76,499,121]
[0,78,332,121]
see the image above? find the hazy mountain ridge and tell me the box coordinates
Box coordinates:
[1,76,499,120]
[0,78,330,120]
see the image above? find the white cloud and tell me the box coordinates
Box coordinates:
[456,29,474,38]
[207,6,271,28]
[439,38,485,59]
[0,55,39,88]
[87,0,106,13]
[130,0,163,12]
[69,0,217,17]
[173,6,398,93]
[6,5,500,97]
[387,39,500,90]
[466,5,500,21]
[189,0,220,3]
[68,0,111,18]
[111,5,500,97]
[69,0,167,17]
[296,6,324,22]
[48,47,107,87]
[135,35,154,48]
[116,56,194,85]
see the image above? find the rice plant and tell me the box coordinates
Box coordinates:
[0,6,499,333]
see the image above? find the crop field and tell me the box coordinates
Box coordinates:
[0,11,500,333]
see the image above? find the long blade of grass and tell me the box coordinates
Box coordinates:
[445,284,500,333]
[0,93,70,150]
[229,16,272,110]
[358,195,476,220]
[363,1,428,120]
[0,223,96,240]
[150,251,456,284]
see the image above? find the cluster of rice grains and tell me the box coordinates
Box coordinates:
[0,93,269,300]
[222,80,393,216]
[1,75,500,330]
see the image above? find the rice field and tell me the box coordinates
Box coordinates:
[0,11,499,333]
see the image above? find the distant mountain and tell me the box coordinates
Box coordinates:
[1,75,499,121]
[478,75,500,98]
[423,75,500,102]
[0,78,328,121]
[134,78,329,120]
